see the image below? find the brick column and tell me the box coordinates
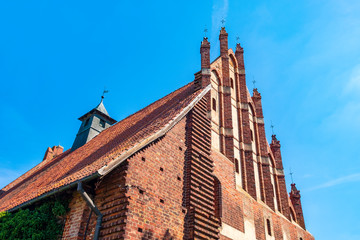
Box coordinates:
[270,135,290,219]
[235,43,255,196]
[252,89,274,207]
[290,183,306,229]
[219,27,234,162]
[195,37,211,91]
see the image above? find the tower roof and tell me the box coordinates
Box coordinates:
[78,98,116,124]
[95,98,109,116]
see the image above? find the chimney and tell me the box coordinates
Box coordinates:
[43,145,64,161]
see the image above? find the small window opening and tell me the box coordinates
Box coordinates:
[230,78,234,89]
[250,129,254,141]
[177,176,181,181]
[179,146,183,151]
[235,159,240,173]
[160,167,164,172]
[300,238,303,240]
[99,119,105,128]
[141,157,146,162]
[266,219,272,236]
[138,228,143,233]
[84,118,90,126]
[212,98,216,111]
[139,189,144,194]
[160,199,164,203]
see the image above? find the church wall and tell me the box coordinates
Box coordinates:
[212,149,314,240]
[122,117,187,239]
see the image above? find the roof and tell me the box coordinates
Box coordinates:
[95,98,109,116]
[0,82,205,212]
[78,98,117,124]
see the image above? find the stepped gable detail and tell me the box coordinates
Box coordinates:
[0,26,314,240]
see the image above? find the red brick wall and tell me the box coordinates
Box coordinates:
[62,192,89,240]
[212,147,314,240]
[122,117,188,239]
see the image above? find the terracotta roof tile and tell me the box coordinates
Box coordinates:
[0,82,199,212]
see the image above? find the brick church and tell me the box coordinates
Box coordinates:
[0,27,314,240]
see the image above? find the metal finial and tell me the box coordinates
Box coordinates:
[102,89,109,99]
[204,26,208,38]
[270,121,275,135]
[236,36,240,43]
[221,18,226,27]
[252,76,256,89]
[289,168,294,184]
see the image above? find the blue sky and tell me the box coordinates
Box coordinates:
[0,1,359,239]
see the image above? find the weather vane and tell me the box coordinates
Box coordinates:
[252,76,256,89]
[270,121,275,135]
[289,168,294,184]
[236,36,240,43]
[102,88,109,99]
[204,26,208,38]
[221,18,226,27]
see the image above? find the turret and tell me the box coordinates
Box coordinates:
[71,96,116,151]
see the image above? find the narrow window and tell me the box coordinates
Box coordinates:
[212,98,216,111]
[84,118,90,126]
[214,177,222,219]
[250,129,254,141]
[235,159,239,174]
[99,119,105,128]
[230,78,234,89]
[266,219,272,236]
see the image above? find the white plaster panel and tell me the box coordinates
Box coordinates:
[232,104,239,140]
[211,129,220,151]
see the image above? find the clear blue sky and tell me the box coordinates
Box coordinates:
[1,1,359,239]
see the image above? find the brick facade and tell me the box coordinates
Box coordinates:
[1,26,314,240]
[59,27,314,239]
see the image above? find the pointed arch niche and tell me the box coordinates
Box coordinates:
[229,54,243,188]
[210,70,222,152]
[249,104,262,200]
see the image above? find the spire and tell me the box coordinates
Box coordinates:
[95,98,110,117]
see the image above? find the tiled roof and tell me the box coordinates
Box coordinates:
[0,82,200,212]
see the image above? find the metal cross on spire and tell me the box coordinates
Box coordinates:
[221,18,226,27]
[270,121,275,135]
[102,89,109,99]
[289,168,294,184]
[204,26,208,38]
